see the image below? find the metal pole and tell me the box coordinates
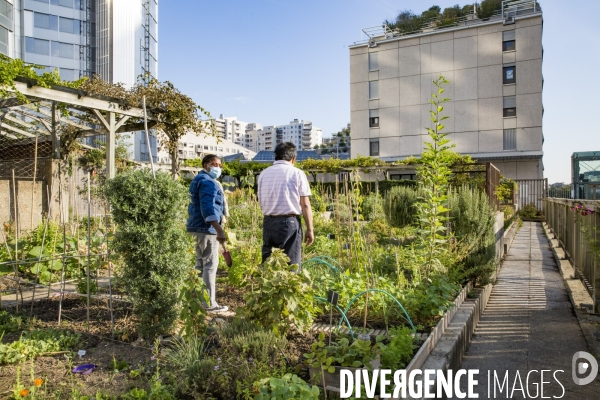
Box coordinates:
[142,96,156,180]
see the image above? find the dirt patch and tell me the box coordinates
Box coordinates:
[0,341,154,398]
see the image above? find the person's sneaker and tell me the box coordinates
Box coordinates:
[206,305,229,314]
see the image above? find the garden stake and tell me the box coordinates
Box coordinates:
[1,213,19,312]
[105,205,115,338]
[86,172,91,332]
[58,164,68,325]
[12,169,23,310]
[30,174,56,316]
[30,134,38,231]
[142,95,156,181]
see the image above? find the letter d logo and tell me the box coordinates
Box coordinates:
[572,351,598,385]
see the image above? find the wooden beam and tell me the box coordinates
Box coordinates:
[92,109,110,130]
[4,114,47,135]
[10,81,148,118]
[0,122,36,138]
[106,112,116,179]
[114,115,130,131]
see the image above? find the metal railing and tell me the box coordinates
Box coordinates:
[355,0,540,45]
[515,179,548,212]
[544,198,600,313]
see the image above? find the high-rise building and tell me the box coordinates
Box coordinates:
[1,0,159,163]
[349,1,543,180]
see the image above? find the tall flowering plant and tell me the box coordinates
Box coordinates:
[571,201,595,217]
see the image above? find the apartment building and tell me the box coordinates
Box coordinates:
[156,132,256,167]
[246,119,323,152]
[349,1,543,179]
[1,0,159,163]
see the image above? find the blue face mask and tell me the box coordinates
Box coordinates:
[208,166,222,180]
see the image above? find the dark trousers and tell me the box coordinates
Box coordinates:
[262,215,303,266]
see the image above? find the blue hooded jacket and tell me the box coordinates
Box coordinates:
[186,171,224,234]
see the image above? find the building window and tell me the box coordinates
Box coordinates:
[34,13,59,31]
[369,139,379,156]
[503,96,516,118]
[59,17,81,34]
[502,30,515,52]
[368,81,379,99]
[25,37,50,55]
[503,129,516,150]
[0,26,7,55]
[369,109,379,128]
[51,42,75,59]
[368,52,378,71]
[503,65,516,84]
[0,0,13,20]
[51,0,75,7]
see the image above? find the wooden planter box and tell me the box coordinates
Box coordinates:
[308,357,380,390]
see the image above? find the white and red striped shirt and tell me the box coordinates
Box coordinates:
[258,160,311,216]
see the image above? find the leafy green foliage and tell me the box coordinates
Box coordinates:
[253,374,320,400]
[0,311,25,334]
[384,186,421,228]
[380,326,417,370]
[519,203,544,219]
[105,169,192,338]
[0,329,80,365]
[496,178,516,205]
[241,249,316,336]
[415,76,454,285]
[448,186,498,286]
[177,270,207,337]
[304,332,382,373]
[0,54,85,103]
[167,320,288,399]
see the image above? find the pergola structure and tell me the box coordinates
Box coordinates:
[1,77,157,178]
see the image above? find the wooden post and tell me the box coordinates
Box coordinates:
[594,209,600,313]
[51,102,60,159]
[106,112,116,179]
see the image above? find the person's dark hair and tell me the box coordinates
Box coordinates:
[202,154,220,169]
[274,142,297,161]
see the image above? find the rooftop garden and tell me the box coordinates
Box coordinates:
[384,0,541,35]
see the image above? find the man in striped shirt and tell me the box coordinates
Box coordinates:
[258,142,314,266]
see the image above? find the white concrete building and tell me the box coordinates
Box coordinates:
[245,119,322,152]
[156,132,256,166]
[349,1,544,180]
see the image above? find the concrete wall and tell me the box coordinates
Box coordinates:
[350,14,544,179]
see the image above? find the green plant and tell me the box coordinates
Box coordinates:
[0,311,24,334]
[384,186,421,228]
[496,178,516,205]
[304,332,382,373]
[105,169,192,338]
[241,249,316,336]
[519,203,544,219]
[0,329,80,365]
[414,76,454,286]
[380,326,416,370]
[177,270,207,337]
[253,374,320,400]
[448,185,497,286]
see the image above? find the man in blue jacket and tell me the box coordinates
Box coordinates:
[187,154,228,314]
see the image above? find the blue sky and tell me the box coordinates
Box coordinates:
[159,0,599,184]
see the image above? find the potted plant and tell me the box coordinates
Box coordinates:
[304,333,382,390]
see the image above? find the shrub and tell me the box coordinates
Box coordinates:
[105,169,192,338]
[384,186,421,228]
[254,374,320,400]
[448,186,497,285]
[361,193,384,221]
[519,203,544,219]
[380,326,416,370]
[240,249,316,336]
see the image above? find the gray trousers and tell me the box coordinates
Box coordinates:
[190,232,219,307]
